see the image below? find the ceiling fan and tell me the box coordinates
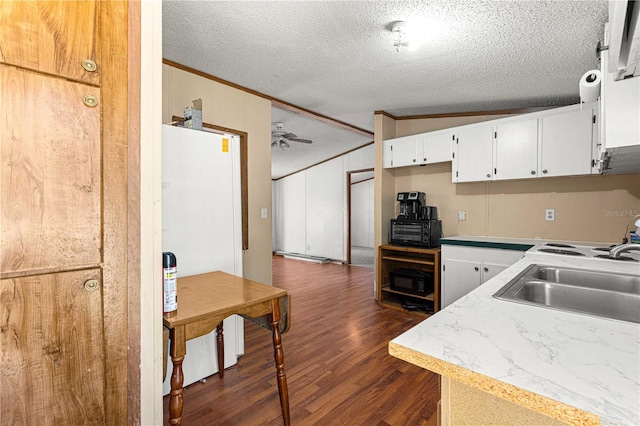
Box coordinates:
[271,122,313,150]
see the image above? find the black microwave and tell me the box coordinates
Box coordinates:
[389,268,434,297]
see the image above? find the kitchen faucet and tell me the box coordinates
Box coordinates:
[609,243,640,259]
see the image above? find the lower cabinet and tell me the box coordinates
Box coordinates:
[378,244,441,317]
[1,269,106,424]
[441,245,525,308]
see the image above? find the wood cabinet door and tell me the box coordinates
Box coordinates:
[1,269,105,425]
[1,1,132,423]
[0,1,101,85]
[0,66,101,275]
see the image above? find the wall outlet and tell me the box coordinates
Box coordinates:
[261,208,268,219]
[458,210,466,221]
[545,209,555,221]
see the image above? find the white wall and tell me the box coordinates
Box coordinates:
[273,144,374,261]
[351,179,374,248]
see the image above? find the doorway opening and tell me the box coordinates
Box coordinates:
[346,168,374,267]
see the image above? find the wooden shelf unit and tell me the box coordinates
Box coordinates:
[378,244,441,317]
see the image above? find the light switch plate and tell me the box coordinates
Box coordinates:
[458,210,466,221]
[261,208,268,219]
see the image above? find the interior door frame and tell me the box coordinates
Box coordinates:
[346,168,374,265]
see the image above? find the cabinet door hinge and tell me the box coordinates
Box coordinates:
[592,115,596,124]
[456,171,458,177]
[456,138,459,144]
[390,145,393,151]
[452,152,455,159]
[443,264,445,271]
[452,135,455,141]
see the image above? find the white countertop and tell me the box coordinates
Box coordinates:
[390,253,640,425]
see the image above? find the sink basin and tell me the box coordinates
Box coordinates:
[494,264,640,323]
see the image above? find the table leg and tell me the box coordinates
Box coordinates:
[270,299,290,426]
[216,322,224,379]
[168,325,186,426]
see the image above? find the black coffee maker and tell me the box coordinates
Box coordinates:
[397,192,426,220]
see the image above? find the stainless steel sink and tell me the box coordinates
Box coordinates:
[493,264,640,323]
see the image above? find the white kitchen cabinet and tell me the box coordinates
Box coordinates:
[539,106,596,178]
[385,135,419,168]
[494,118,539,180]
[383,139,393,168]
[453,124,494,182]
[418,130,455,165]
[384,131,454,169]
[597,29,640,175]
[441,245,525,308]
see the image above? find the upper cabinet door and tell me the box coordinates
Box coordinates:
[383,139,394,168]
[494,119,539,180]
[387,135,418,168]
[1,66,102,275]
[454,124,494,182]
[540,107,594,178]
[0,1,100,85]
[419,131,454,165]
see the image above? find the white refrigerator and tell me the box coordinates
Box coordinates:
[161,125,244,395]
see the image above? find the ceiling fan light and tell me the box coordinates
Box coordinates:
[279,139,290,150]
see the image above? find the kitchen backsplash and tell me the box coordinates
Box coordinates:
[393,162,640,244]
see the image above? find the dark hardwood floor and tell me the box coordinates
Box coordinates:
[163,255,439,425]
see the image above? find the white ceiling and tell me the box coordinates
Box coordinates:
[163,0,608,178]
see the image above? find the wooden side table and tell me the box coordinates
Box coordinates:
[163,271,290,425]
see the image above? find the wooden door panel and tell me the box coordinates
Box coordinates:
[0,269,105,425]
[0,66,101,276]
[0,1,100,85]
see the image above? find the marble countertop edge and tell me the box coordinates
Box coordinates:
[388,341,600,426]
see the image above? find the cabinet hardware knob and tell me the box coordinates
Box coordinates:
[486,174,491,178]
[423,158,427,161]
[82,59,97,72]
[82,95,98,107]
[474,266,479,271]
[83,95,98,107]
[530,170,536,175]
[484,267,489,272]
[542,169,548,174]
[84,279,99,292]
[413,159,416,162]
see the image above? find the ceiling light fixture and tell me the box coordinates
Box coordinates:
[391,21,407,52]
[390,20,429,52]
[279,138,290,150]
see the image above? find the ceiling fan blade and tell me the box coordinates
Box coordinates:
[288,137,313,144]
[282,132,298,139]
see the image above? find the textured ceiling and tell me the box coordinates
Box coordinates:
[271,107,373,179]
[163,0,608,178]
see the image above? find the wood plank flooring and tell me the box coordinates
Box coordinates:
[162,255,439,425]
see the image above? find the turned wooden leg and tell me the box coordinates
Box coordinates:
[216,322,224,379]
[168,326,186,426]
[270,299,290,426]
